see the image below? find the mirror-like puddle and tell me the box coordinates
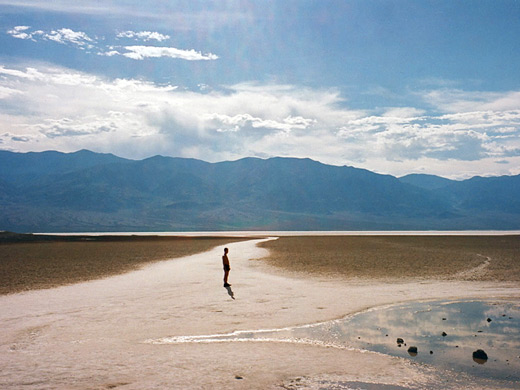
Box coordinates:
[147,300,520,382]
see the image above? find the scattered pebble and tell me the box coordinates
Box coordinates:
[442,331,447,337]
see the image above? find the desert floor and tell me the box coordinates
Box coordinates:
[0,235,248,294]
[0,235,519,389]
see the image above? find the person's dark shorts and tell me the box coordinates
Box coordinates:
[223,264,230,271]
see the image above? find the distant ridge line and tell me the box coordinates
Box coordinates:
[1,149,519,232]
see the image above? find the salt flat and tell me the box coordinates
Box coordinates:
[1,238,519,389]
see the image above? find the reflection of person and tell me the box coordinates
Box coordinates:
[222,247,231,287]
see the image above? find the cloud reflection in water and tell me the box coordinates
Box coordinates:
[149,300,520,382]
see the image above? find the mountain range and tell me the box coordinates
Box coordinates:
[1,149,519,232]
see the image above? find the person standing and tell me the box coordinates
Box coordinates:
[222,247,231,287]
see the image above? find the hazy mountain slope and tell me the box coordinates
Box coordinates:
[0,149,126,184]
[1,150,518,232]
[439,175,520,213]
[399,173,455,190]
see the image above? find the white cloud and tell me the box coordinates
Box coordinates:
[6,25,32,39]
[337,107,520,164]
[98,50,121,57]
[0,64,519,178]
[2,132,33,143]
[7,26,95,48]
[0,85,22,99]
[117,30,170,42]
[383,107,425,118]
[45,28,94,48]
[6,26,219,61]
[121,46,218,61]
[36,116,119,138]
[0,65,97,86]
[205,113,315,133]
[423,89,520,113]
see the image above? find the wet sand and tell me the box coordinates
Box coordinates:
[1,235,519,389]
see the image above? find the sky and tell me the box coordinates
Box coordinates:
[0,0,519,179]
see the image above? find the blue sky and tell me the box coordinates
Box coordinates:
[0,0,519,178]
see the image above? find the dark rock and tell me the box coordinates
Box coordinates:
[473,349,488,359]
[487,317,492,322]
[473,349,488,364]
[442,331,447,337]
[396,338,404,344]
[407,346,418,356]
[430,350,433,354]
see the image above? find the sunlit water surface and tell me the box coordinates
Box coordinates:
[150,300,520,384]
[40,230,520,236]
[327,300,520,381]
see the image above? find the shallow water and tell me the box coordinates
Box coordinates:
[150,300,520,384]
[326,300,520,381]
[41,230,520,236]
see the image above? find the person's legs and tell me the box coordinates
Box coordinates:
[224,268,230,286]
